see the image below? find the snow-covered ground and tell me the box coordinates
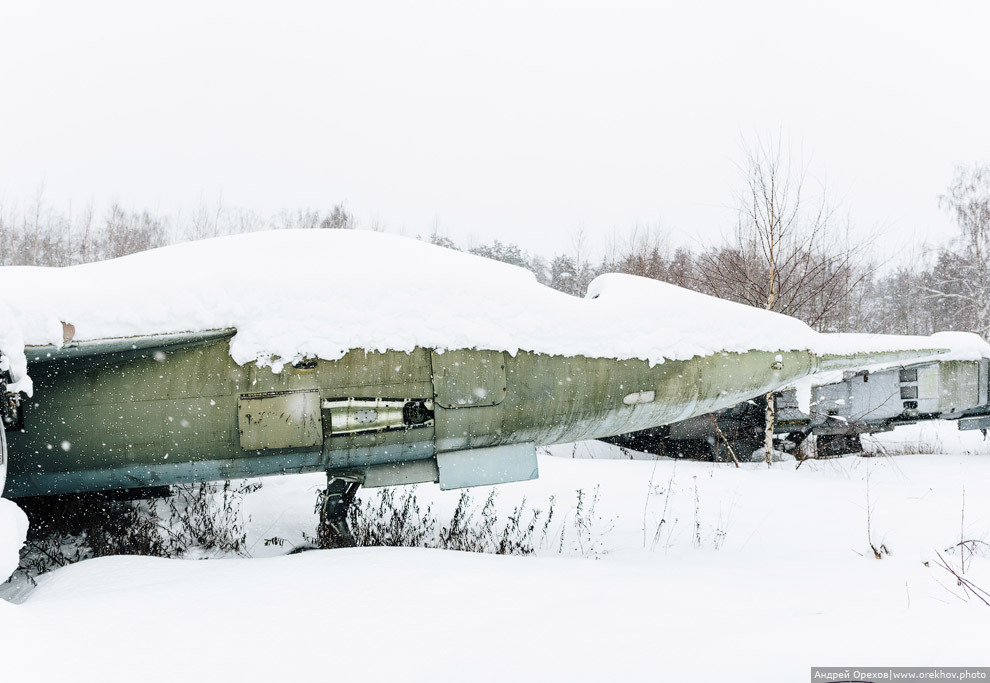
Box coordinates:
[2,424,989,681]
[0,499,26,584]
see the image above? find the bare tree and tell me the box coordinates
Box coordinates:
[271,208,321,231]
[102,203,169,259]
[614,225,669,280]
[320,204,355,230]
[76,203,94,265]
[187,196,225,241]
[696,138,870,464]
[927,164,990,337]
[571,227,591,296]
[30,185,46,266]
[697,146,870,328]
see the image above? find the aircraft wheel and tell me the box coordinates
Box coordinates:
[717,437,761,463]
[816,433,863,457]
[711,440,733,462]
[672,439,716,461]
[710,437,761,463]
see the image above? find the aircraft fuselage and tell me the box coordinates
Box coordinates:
[5,333,819,497]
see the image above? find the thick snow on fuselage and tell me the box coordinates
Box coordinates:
[2,229,987,396]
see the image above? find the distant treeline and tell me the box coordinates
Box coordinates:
[2,162,988,339]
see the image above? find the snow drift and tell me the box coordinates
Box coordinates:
[2,442,989,680]
[0,498,27,582]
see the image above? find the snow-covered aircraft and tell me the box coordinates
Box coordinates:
[605,355,990,461]
[1,230,977,540]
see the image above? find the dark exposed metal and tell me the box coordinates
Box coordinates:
[317,476,362,548]
[610,358,990,460]
[0,370,23,432]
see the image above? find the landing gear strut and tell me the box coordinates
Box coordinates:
[316,475,361,549]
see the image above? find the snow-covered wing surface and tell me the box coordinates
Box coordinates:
[2,230,987,394]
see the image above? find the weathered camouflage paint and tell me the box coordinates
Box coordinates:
[3,333,940,498]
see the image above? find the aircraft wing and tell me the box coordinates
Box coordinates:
[23,328,237,363]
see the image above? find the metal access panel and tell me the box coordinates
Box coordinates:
[936,361,981,414]
[362,458,440,488]
[917,365,940,400]
[237,390,323,450]
[432,349,507,408]
[980,359,990,408]
[436,442,538,490]
[958,415,990,431]
[815,370,905,423]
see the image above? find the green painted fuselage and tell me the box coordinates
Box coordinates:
[2,332,924,498]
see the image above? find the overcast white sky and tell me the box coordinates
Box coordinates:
[2,1,989,260]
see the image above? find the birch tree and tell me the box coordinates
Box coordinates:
[697,138,867,464]
[929,164,990,338]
